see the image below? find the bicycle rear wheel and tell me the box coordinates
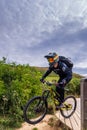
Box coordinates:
[60,96,77,118]
[23,96,47,124]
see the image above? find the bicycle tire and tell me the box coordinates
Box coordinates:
[23,96,48,124]
[60,96,77,118]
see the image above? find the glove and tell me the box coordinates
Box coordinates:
[55,80,66,88]
[40,78,45,83]
[55,83,59,87]
[59,80,66,87]
[61,79,66,85]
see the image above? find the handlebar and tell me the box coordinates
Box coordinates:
[42,81,69,91]
[43,81,55,86]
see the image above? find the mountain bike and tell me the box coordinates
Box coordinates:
[23,81,77,124]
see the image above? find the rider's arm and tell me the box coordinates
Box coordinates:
[41,67,53,80]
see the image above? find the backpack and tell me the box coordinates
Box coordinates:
[59,56,73,68]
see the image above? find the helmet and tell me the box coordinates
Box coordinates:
[44,52,59,66]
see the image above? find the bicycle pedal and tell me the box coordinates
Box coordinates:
[55,104,64,110]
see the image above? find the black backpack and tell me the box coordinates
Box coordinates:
[59,56,73,68]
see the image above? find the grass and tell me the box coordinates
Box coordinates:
[46,76,58,82]
[32,128,38,130]
[0,115,22,130]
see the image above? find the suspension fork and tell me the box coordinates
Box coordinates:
[40,90,49,108]
[34,90,49,110]
[42,90,50,100]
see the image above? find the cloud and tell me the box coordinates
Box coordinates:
[73,67,87,76]
[0,0,87,76]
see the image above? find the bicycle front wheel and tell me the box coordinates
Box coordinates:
[23,96,48,124]
[60,96,77,118]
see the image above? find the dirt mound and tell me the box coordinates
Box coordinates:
[16,115,65,130]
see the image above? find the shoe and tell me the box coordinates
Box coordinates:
[62,103,72,110]
[55,103,64,110]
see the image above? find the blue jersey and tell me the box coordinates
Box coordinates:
[42,61,72,83]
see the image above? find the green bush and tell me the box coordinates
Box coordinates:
[0,59,42,128]
[0,58,81,129]
[66,78,80,96]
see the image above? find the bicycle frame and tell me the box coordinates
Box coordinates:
[41,84,62,106]
[23,81,77,124]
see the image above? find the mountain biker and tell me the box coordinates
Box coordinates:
[40,52,73,108]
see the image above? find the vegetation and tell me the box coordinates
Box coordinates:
[0,58,42,129]
[32,128,38,130]
[0,58,83,129]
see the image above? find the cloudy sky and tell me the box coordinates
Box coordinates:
[0,0,87,76]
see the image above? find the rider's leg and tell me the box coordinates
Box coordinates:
[56,77,65,103]
[56,85,64,103]
[55,83,66,110]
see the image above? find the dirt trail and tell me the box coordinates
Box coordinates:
[16,115,61,130]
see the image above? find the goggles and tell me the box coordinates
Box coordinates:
[47,58,54,63]
[47,55,59,63]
